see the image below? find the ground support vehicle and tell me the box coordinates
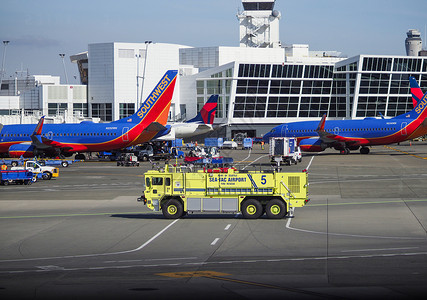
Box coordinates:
[134,144,171,161]
[36,159,74,168]
[243,138,253,150]
[116,153,140,167]
[11,161,59,180]
[138,165,309,219]
[1,158,73,168]
[1,170,35,185]
[269,137,302,167]
[221,140,238,149]
[204,138,224,148]
[184,156,233,167]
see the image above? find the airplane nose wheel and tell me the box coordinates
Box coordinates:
[360,147,370,154]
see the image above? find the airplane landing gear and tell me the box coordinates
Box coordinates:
[340,148,350,155]
[360,147,370,154]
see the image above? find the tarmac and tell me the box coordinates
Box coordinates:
[1,141,426,299]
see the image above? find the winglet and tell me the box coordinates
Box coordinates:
[409,76,424,108]
[33,116,45,135]
[316,114,327,132]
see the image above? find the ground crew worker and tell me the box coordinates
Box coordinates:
[261,140,264,150]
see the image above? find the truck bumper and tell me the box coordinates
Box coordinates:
[137,196,147,204]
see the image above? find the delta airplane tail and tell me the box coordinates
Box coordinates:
[410,77,424,107]
[187,95,218,124]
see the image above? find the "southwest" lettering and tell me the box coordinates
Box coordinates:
[137,74,171,119]
[415,96,427,114]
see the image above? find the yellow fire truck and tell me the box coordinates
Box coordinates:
[138,165,309,219]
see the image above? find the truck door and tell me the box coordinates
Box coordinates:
[150,176,171,199]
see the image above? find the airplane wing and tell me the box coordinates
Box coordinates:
[316,114,370,146]
[40,136,87,152]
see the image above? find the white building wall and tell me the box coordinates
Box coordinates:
[89,42,190,121]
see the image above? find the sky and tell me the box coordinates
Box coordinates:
[1,0,426,84]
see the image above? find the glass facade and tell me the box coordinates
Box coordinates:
[73,103,88,117]
[194,55,427,138]
[48,103,67,116]
[119,103,135,119]
[92,103,112,121]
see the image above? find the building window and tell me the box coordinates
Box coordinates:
[119,103,135,119]
[238,64,271,77]
[392,58,422,72]
[92,103,112,121]
[73,103,88,117]
[48,103,67,116]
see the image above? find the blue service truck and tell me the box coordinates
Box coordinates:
[0,170,35,185]
[204,138,224,148]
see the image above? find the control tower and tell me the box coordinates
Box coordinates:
[237,0,281,48]
[405,29,422,56]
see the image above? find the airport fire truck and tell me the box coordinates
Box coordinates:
[138,165,309,219]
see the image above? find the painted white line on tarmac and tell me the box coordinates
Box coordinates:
[224,224,231,230]
[285,215,424,240]
[4,251,427,274]
[0,219,180,263]
[211,238,220,246]
[341,247,419,253]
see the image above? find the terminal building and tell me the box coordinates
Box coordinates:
[1,0,427,139]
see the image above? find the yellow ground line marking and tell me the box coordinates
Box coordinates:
[157,271,343,298]
[384,145,427,159]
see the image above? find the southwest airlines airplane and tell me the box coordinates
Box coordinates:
[0,70,178,159]
[263,77,427,155]
[155,94,218,140]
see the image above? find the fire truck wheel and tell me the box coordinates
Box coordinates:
[241,199,263,219]
[265,199,287,219]
[162,199,183,219]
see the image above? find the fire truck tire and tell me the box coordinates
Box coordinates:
[265,199,287,219]
[162,199,183,219]
[241,199,263,219]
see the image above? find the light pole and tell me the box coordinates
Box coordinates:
[140,40,152,106]
[136,53,141,104]
[59,53,69,84]
[1,40,10,85]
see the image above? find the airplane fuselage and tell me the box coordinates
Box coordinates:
[0,121,144,156]
[264,116,427,152]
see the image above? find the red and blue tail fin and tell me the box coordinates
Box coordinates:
[32,116,45,135]
[410,76,424,108]
[187,94,218,124]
